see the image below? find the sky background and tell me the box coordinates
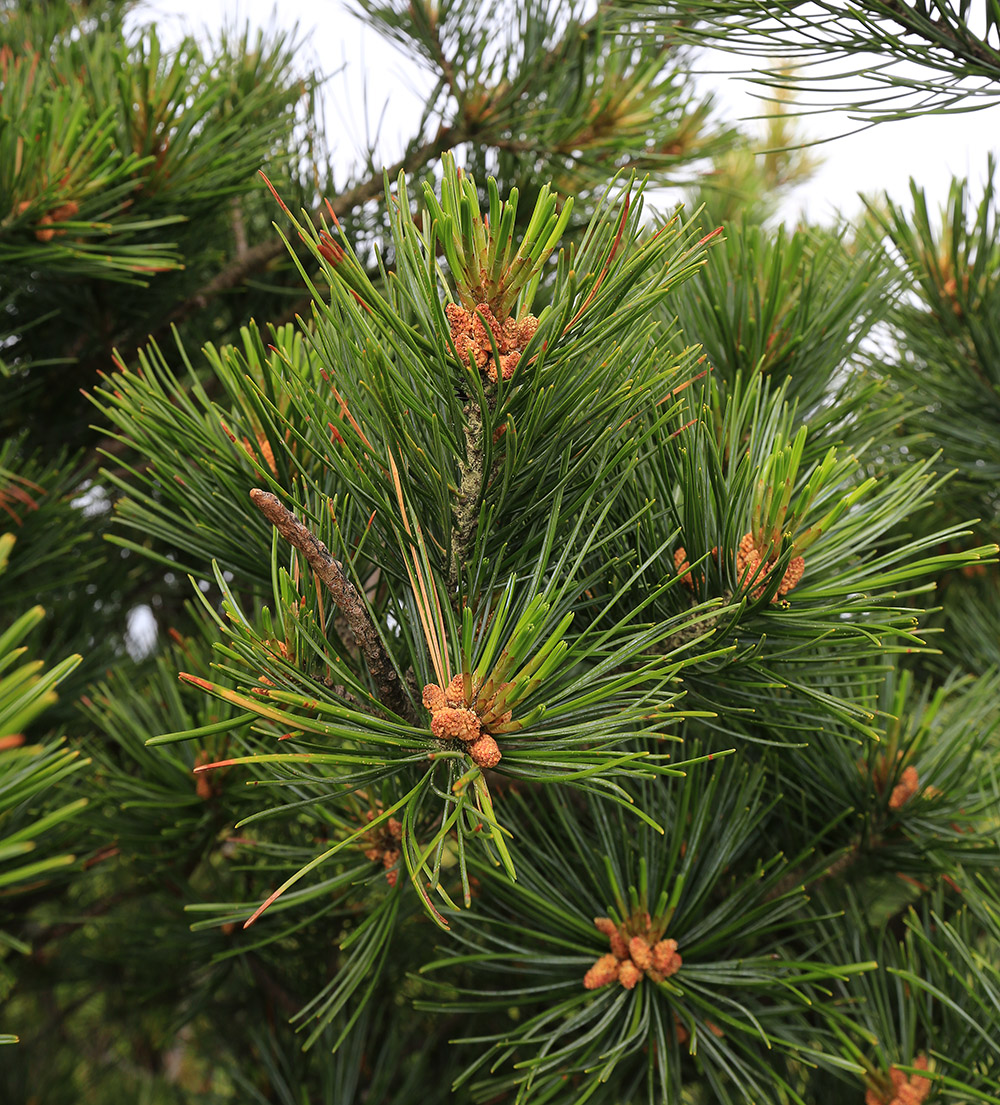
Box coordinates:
[134,0,1000,224]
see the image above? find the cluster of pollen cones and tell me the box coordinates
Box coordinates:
[446,302,538,381]
[17,197,79,242]
[869,751,933,810]
[583,916,682,991]
[422,672,519,768]
[865,1055,931,1105]
[361,811,403,887]
[675,532,804,602]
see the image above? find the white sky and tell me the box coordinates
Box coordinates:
[136,0,1000,222]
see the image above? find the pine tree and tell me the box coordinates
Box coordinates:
[2,2,999,1104]
[648,0,1000,120]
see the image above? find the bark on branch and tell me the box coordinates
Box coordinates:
[449,399,485,595]
[158,128,458,340]
[249,488,414,721]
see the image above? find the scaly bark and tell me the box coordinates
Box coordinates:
[249,489,414,722]
[449,399,485,596]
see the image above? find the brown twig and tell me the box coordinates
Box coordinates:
[154,127,458,341]
[229,195,248,258]
[449,399,485,596]
[881,0,1000,73]
[249,488,414,722]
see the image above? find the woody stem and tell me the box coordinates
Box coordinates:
[449,400,485,599]
[249,489,414,722]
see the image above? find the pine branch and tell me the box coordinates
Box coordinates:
[229,196,249,259]
[248,488,414,722]
[878,0,1000,73]
[449,398,485,594]
[151,127,460,347]
[641,0,1000,120]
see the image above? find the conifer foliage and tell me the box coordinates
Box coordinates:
[2,2,1000,1103]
